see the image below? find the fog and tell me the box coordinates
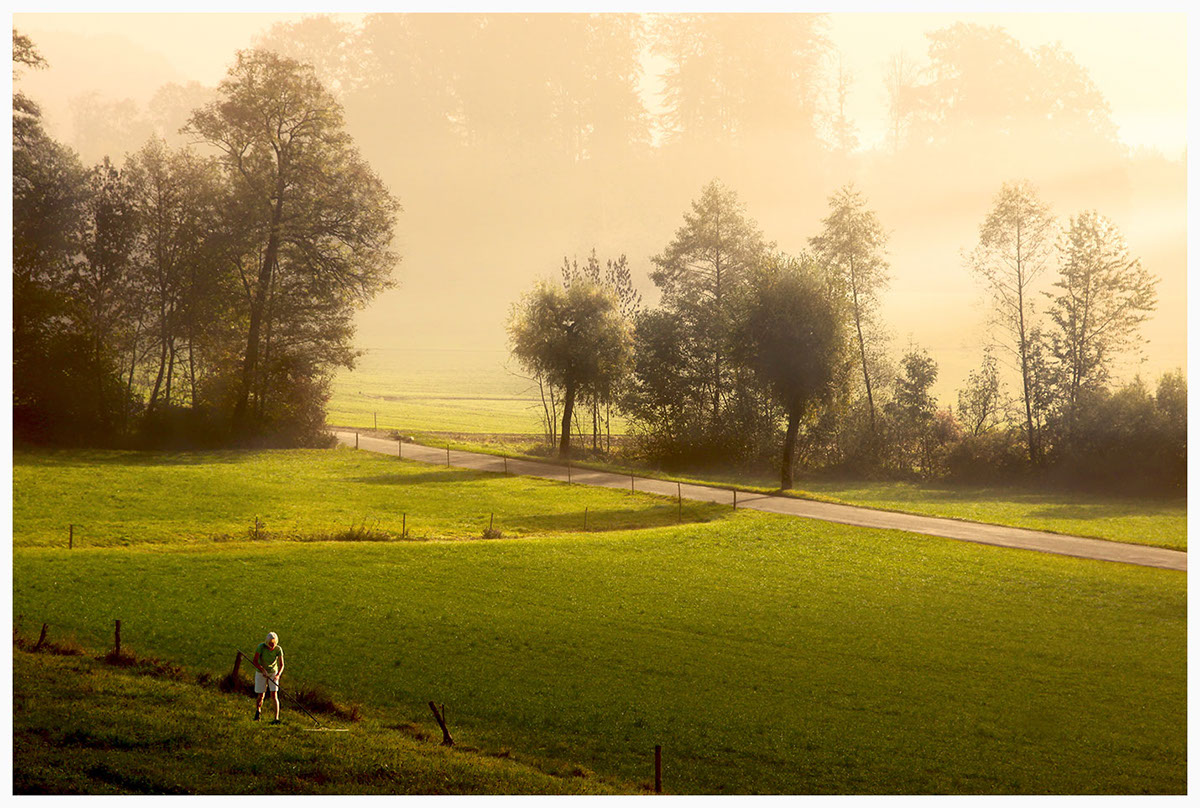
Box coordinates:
[15,12,1186,405]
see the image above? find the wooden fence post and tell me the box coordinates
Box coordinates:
[35,623,48,651]
[631,473,635,493]
[677,483,682,523]
[567,461,572,483]
[584,507,588,531]
[428,701,454,746]
[655,745,662,793]
[402,513,407,539]
[231,650,243,681]
[355,432,359,449]
[69,524,74,549]
[114,619,121,656]
[399,439,402,458]
[503,456,508,474]
[374,411,377,430]
[733,489,737,510]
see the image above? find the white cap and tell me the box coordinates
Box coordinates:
[266,632,278,642]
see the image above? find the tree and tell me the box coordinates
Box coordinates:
[650,179,771,428]
[886,346,940,474]
[508,280,632,460]
[956,348,1002,437]
[809,184,890,447]
[735,255,844,489]
[185,49,399,436]
[1047,210,1157,420]
[562,249,642,450]
[967,180,1056,464]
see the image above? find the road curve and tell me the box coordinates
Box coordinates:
[333,430,1186,572]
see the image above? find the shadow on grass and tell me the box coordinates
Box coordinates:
[14,448,255,468]
[347,470,491,486]
[498,504,731,534]
[810,480,1185,514]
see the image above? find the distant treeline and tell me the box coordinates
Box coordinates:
[14,35,398,446]
[510,180,1184,495]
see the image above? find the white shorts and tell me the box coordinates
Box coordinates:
[254,671,280,693]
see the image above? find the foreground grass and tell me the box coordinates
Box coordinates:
[13,649,624,794]
[13,447,729,548]
[14,514,1185,793]
[398,433,1186,550]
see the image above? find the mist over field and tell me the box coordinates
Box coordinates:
[15,12,1186,407]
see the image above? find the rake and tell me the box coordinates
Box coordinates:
[236,648,350,732]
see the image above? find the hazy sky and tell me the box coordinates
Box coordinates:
[16,10,1188,157]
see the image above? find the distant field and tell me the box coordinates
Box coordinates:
[12,447,1187,794]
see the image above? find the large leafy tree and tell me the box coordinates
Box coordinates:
[185,49,399,436]
[967,180,1056,464]
[735,255,844,490]
[808,185,890,446]
[650,179,771,428]
[1047,210,1157,419]
[508,280,632,459]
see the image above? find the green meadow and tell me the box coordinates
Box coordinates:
[12,446,1186,794]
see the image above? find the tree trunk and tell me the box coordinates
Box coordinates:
[781,403,802,490]
[232,175,285,435]
[850,262,877,444]
[558,382,576,460]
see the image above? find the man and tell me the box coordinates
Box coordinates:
[252,631,285,724]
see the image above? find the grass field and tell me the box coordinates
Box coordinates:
[330,347,554,434]
[12,446,1186,794]
[13,448,728,548]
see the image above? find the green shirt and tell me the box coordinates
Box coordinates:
[256,642,283,675]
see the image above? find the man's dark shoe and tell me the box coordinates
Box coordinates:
[270,719,282,725]
[254,712,261,721]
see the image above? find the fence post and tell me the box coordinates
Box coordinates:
[655,745,662,793]
[374,411,377,430]
[114,619,121,657]
[567,461,572,483]
[399,438,402,458]
[584,507,588,531]
[503,456,508,475]
[446,446,450,467]
[355,432,359,449]
[402,513,407,539]
[35,623,48,651]
[677,483,682,523]
[69,524,74,549]
[631,473,635,493]
[231,650,243,681]
[733,489,737,510]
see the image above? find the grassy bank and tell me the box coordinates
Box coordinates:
[13,648,625,794]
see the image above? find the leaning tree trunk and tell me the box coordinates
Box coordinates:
[781,403,802,490]
[558,382,576,460]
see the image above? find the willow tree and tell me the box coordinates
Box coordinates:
[508,279,632,460]
[735,255,845,490]
[186,49,399,436]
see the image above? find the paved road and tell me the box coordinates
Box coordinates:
[334,431,1186,572]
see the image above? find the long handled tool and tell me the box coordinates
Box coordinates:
[236,648,348,732]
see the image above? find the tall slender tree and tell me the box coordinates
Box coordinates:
[966,180,1056,464]
[808,184,889,448]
